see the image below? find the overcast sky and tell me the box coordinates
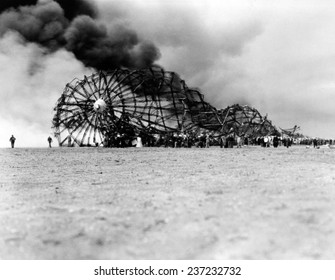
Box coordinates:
[1,0,335,147]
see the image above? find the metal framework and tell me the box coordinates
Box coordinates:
[52,67,217,146]
[280,125,301,138]
[52,67,279,146]
[209,104,279,137]
[182,104,279,138]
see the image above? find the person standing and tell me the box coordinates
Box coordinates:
[9,135,16,148]
[227,134,234,148]
[205,133,210,148]
[236,136,242,148]
[264,136,270,147]
[273,136,279,148]
[47,136,53,148]
[67,135,72,147]
[136,136,143,148]
[220,135,226,148]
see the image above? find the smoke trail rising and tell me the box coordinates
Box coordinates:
[0,0,160,70]
[0,0,38,13]
[0,0,160,146]
[54,0,98,20]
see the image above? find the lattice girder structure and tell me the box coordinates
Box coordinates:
[183,88,220,130]
[255,118,280,137]
[52,66,280,147]
[208,104,279,137]
[280,125,301,138]
[52,67,217,146]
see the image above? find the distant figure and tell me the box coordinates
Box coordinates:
[205,133,210,148]
[47,136,53,148]
[220,135,226,148]
[136,136,143,148]
[67,135,72,147]
[9,135,16,148]
[273,136,279,148]
[227,135,234,148]
[236,136,242,148]
[313,138,318,148]
[264,136,270,147]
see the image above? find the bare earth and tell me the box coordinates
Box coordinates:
[0,146,334,260]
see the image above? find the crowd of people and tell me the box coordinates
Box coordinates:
[99,131,330,149]
[7,132,335,149]
[99,129,244,148]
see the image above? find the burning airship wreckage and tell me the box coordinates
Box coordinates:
[0,1,300,147]
[52,66,279,147]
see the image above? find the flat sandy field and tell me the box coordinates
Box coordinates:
[0,145,334,259]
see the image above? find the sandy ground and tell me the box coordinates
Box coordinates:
[0,145,335,260]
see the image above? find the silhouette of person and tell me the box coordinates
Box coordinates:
[9,135,16,148]
[47,136,53,148]
[67,135,72,147]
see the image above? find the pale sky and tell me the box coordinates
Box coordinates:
[1,0,335,147]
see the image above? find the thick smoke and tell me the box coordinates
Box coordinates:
[0,0,38,13]
[53,0,98,20]
[0,0,160,147]
[0,31,93,147]
[0,0,160,70]
[64,15,160,70]
[0,2,67,51]
[109,0,263,108]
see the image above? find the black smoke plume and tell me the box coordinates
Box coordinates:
[0,0,38,13]
[0,0,160,70]
[64,16,160,70]
[54,0,98,20]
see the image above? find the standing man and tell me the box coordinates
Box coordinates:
[9,135,16,148]
[236,136,242,148]
[205,133,210,148]
[220,135,226,148]
[47,136,53,148]
[273,136,279,148]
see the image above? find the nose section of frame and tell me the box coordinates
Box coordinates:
[93,99,107,113]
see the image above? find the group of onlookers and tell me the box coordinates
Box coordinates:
[101,132,298,149]
[8,132,334,149]
[94,132,335,149]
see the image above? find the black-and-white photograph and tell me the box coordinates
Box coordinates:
[1,0,335,269]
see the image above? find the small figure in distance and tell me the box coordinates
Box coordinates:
[47,136,53,148]
[205,132,212,148]
[9,135,16,148]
